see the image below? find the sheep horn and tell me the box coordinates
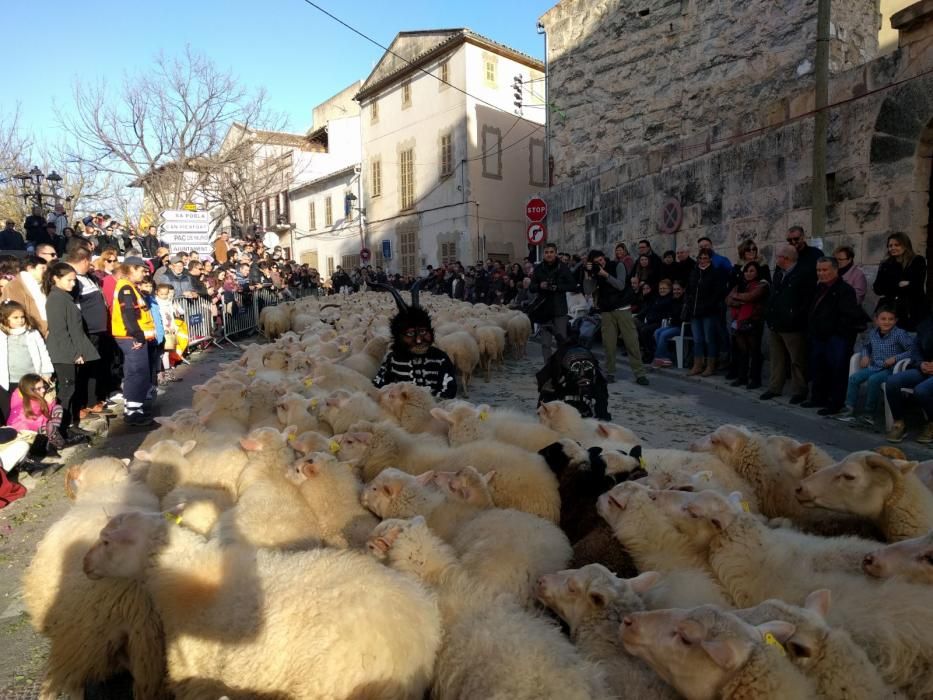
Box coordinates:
[409,277,424,309]
[369,282,411,313]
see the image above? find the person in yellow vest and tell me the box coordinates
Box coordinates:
[111,257,157,426]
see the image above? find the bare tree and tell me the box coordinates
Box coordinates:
[0,106,33,223]
[58,46,288,226]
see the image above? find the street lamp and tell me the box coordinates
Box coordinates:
[13,166,68,211]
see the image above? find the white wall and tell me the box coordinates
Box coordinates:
[291,116,361,186]
[289,170,362,279]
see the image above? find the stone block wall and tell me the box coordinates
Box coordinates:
[540,0,882,183]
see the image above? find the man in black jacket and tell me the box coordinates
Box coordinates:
[582,249,648,385]
[761,244,815,403]
[530,242,577,360]
[804,257,867,415]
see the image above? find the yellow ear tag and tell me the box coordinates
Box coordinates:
[741,501,751,513]
[247,370,256,377]
[638,456,647,471]
[478,411,489,421]
[163,511,183,526]
[339,345,349,353]
[287,433,296,442]
[310,398,319,409]
[303,378,314,387]
[764,632,786,656]
[329,440,341,454]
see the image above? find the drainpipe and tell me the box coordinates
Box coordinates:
[812,0,831,238]
[537,21,550,192]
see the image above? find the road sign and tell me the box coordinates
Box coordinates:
[162,209,209,222]
[183,202,198,212]
[527,222,547,245]
[382,239,392,260]
[526,197,548,223]
[160,209,212,254]
[360,247,371,262]
[263,232,280,248]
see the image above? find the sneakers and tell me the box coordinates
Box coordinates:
[124,412,154,427]
[917,422,933,444]
[835,407,857,423]
[886,420,907,443]
[635,377,649,386]
[652,358,673,368]
[859,414,876,427]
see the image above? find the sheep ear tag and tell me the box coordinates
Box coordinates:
[304,378,314,387]
[163,511,183,526]
[478,410,489,421]
[763,632,787,656]
[741,501,751,513]
[329,440,341,455]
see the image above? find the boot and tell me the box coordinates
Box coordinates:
[917,422,933,444]
[886,420,907,443]
[688,358,705,376]
[701,358,717,377]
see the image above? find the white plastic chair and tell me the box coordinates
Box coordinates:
[882,358,912,430]
[671,323,693,369]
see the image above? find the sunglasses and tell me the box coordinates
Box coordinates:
[104,258,117,263]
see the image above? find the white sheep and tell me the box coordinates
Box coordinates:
[621,604,816,699]
[160,484,234,536]
[341,335,390,378]
[258,304,291,339]
[469,322,506,382]
[435,330,480,396]
[319,389,386,435]
[690,425,873,533]
[861,530,933,584]
[377,382,450,437]
[84,509,442,700]
[797,450,933,542]
[664,488,933,695]
[336,420,560,521]
[274,392,323,434]
[537,400,640,446]
[432,402,563,452]
[735,590,898,700]
[505,312,531,358]
[368,516,609,699]
[287,454,378,548]
[363,467,571,606]
[24,458,168,700]
[535,565,679,698]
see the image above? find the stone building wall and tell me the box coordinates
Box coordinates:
[540,0,880,183]
[540,0,933,275]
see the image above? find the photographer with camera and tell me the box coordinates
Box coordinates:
[581,249,649,385]
[529,243,577,360]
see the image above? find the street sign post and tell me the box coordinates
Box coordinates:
[526,197,548,223]
[160,209,213,255]
[527,222,547,245]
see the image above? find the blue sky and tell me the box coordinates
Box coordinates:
[7,0,554,150]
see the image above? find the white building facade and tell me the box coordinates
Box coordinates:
[355,29,546,277]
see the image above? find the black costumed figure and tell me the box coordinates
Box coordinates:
[371,281,457,399]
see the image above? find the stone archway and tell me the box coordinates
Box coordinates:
[869,75,933,294]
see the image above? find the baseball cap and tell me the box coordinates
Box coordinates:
[169,254,184,264]
[124,256,147,267]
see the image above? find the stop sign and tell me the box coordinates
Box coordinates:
[526,197,548,223]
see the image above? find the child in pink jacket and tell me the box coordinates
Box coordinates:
[7,374,65,452]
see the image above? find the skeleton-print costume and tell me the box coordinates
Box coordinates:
[370,284,457,399]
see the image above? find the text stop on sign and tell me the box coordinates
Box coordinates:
[526,197,548,223]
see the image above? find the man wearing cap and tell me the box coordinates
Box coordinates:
[24,206,51,248]
[158,254,196,299]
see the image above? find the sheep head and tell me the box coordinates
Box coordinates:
[367,516,453,581]
[83,506,183,580]
[536,564,658,632]
[689,425,754,462]
[795,451,918,518]
[361,468,437,519]
[620,605,796,700]
[863,531,933,584]
[735,590,832,671]
[430,465,496,508]
[65,456,132,501]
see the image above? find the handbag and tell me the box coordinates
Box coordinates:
[526,295,551,324]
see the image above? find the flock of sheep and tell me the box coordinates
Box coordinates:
[20,290,933,700]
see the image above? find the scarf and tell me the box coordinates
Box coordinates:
[19,272,47,321]
[5,326,26,336]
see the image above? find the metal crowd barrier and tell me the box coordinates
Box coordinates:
[176,296,222,351]
[218,285,322,345]
[221,290,260,345]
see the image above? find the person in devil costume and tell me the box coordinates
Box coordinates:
[372,281,458,399]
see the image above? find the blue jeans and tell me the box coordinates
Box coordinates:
[116,338,153,413]
[653,325,681,361]
[691,316,718,358]
[846,366,891,413]
[885,368,933,421]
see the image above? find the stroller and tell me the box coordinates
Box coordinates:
[536,329,611,421]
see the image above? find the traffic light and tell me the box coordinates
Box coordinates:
[513,75,523,114]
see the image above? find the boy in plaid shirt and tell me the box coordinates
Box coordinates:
[838,305,913,425]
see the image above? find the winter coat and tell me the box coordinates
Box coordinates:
[7,389,57,433]
[807,278,868,341]
[584,260,634,313]
[908,317,933,368]
[766,264,814,333]
[641,293,677,326]
[530,259,577,318]
[839,263,868,306]
[873,255,929,331]
[0,329,53,390]
[2,275,48,337]
[44,287,100,365]
[727,279,769,324]
[683,264,727,321]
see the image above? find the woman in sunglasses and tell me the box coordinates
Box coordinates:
[93,247,121,310]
